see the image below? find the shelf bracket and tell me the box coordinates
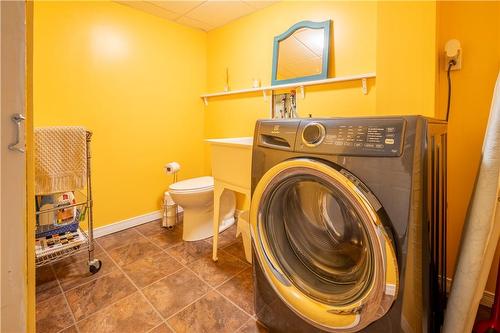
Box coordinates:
[361,78,368,95]
[298,86,305,99]
[262,89,268,102]
[203,97,208,106]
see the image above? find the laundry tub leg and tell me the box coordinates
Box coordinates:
[212,183,224,262]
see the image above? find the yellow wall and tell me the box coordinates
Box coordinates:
[34,1,207,228]
[377,1,437,117]
[437,1,500,294]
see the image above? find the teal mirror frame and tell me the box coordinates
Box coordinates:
[271,20,331,86]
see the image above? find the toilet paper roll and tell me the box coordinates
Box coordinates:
[163,191,175,205]
[164,162,180,174]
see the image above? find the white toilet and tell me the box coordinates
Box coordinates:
[169,176,236,241]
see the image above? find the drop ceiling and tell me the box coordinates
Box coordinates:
[118,1,277,31]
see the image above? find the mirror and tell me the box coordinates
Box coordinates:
[272,20,331,86]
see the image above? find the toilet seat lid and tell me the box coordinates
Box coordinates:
[169,176,214,192]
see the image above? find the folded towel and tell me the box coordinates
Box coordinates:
[35,126,87,195]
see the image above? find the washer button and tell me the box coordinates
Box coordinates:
[302,122,326,147]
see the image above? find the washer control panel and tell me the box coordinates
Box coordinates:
[296,118,406,156]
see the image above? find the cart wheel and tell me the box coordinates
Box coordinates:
[89,259,102,274]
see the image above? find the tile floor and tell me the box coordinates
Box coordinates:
[36,220,268,333]
[35,218,493,333]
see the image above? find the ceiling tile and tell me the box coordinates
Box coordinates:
[118,0,277,31]
[243,1,277,10]
[185,1,255,28]
[149,1,204,15]
[176,15,214,31]
[118,1,179,21]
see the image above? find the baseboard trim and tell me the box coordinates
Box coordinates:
[446,277,495,308]
[93,210,163,238]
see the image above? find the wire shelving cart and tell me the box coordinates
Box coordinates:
[35,131,101,274]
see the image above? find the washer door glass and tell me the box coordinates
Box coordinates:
[251,159,398,332]
[265,174,373,305]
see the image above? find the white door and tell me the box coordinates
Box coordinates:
[1,1,28,332]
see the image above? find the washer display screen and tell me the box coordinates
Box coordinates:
[263,173,374,306]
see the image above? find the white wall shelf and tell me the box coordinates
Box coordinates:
[200,72,375,105]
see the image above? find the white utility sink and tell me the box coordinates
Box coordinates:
[205,136,253,195]
[206,137,254,262]
[205,136,253,148]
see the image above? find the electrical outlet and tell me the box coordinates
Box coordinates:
[445,51,462,71]
[444,39,462,71]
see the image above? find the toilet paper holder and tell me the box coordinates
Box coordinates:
[165,161,180,176]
